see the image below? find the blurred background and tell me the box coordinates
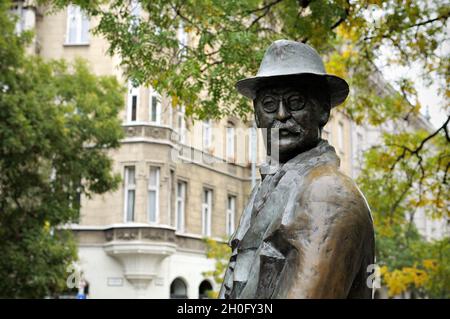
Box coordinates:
[0,0,448,299]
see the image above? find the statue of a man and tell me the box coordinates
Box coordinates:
[219,40,375,299]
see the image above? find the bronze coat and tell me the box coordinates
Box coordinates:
[219,140,375,299]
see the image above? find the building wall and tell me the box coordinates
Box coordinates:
[77,243,216,299]
[324,109,353,176]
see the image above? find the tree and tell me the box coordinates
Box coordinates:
[357,128,449,298]
[202,238,231,297]
[44,0,448,120]
[43,0,449,297]
[0,1,124,297]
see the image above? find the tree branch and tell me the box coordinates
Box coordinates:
[390,115,450,172]
[363,13,449,42]
[247,0,284,29]
[245,0,284,15]
[331,0,351,30]
[408,12,450,29]
[200,60,224,73]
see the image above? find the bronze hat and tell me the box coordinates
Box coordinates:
[236,39,349,107]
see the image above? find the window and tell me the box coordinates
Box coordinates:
[226,125,235,160]
[202,189,212,236]
[169,170,174,226]
[203,120,212,150]
[356,132,363,158]
[248,126,256,164]
[149,87,161,123]
[322,129,330,141]
[66,5,89,45]
[199,280,213,299]
[148,166,160,223]
[324,125,333,145]
[127,81,139,122]
[177,106,186,143]
[176,181,186,232]
[124,166,136,222]
[170,278,188,299]
[226,195,236,237]
[11,2,26,34]
[338,122,344,151]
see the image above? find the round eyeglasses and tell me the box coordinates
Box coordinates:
[261,94,306,113]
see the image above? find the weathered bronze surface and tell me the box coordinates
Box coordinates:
[219,40,375,299]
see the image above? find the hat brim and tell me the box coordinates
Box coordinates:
[236,73,349,108]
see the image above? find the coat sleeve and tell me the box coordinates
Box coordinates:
[279,169,375,298]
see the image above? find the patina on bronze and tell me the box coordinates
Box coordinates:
[219,40,375,299]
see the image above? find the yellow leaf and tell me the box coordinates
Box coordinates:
[423,259,437,270]
[172,95,179,107]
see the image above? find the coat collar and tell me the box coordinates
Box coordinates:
[259,139,339,179]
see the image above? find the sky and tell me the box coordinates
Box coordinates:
[367,3,449,130]
[377,43,448,130]
[380,61,447,129]
[416,81,447,129]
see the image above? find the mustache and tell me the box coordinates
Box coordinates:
[271,119,303,134]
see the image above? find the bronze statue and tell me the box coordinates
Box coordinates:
[219,40,375,299]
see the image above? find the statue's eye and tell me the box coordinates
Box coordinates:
[262,98,278,113]
[287,95,305,111]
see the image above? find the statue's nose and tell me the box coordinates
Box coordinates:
[276,100,290,121]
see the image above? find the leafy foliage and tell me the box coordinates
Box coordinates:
[202,237,231,298]
[357,128,449,298]
[378,237,449,298]
[0,1,124,297]
[44,0,448,123]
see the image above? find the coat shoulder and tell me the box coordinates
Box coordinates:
[300,163,371,217]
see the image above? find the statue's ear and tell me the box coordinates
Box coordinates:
[253,100,261,127]
[318,105,330,127]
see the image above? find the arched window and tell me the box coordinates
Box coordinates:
[198,280,213,299]
[170,277,188,299]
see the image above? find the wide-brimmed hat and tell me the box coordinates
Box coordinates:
[236,40,349,107]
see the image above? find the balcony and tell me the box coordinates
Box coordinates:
[103,226,177,290]
[120,123,251,180]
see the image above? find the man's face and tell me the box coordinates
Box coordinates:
[254,82,329,162]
